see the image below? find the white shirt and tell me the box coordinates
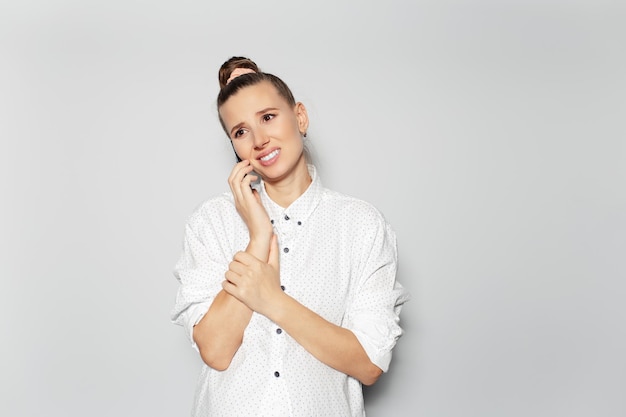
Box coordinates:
[171,165,409,417]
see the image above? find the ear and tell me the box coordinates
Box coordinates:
[294,102,309,136]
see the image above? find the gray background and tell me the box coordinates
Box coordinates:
[1,1,625,416]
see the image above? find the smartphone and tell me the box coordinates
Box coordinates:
[231,141,261,187]
[230,141,243,163]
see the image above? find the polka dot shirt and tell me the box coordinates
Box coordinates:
[171,165,409,417]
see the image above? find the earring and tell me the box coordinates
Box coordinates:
[303,132,307,138]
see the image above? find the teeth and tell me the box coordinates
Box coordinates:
[260,150,279,161]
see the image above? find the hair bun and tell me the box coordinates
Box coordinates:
[218,56,260,89]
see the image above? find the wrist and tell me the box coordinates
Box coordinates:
[248,230,273,245]
[246,233,273,261]
[262,291,291,324]
[249,219,273,237]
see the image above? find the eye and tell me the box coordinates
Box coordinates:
[262,113,275,122]
[233,128,246,139]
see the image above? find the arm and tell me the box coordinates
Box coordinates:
[269,291,383,385]
[223,237,383,385]
[192,238,269,371]
[224,210,408,385]
[193,160,273,370]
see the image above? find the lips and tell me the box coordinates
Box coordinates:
[258,148,280,166]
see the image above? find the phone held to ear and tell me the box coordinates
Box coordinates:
[231,141,243,163]
[231,141,261,187]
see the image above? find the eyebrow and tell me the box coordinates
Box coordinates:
[256,107,279,115]
[229,107,280,137]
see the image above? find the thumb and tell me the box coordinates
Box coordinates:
[268,234,280,268]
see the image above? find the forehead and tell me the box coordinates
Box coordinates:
[219,81,289,124]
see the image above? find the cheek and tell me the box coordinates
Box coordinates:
[230,140,251,160]
[276,121,303,144]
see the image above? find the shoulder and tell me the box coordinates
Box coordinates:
[321,187,391,228]
[320,189,398,266]
[184,192,237,231]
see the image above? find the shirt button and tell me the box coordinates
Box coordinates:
[274,371,280,377]
[283,247,289,253]
[284,215,290,220]
[297,221,302,226]
[276,328,282,334]
[280,285,285,291]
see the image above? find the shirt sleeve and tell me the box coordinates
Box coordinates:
[343,214,410,372]
[170,220,228,351]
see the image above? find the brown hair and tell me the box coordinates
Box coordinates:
[216,57,297,129]
[218,56,260,89]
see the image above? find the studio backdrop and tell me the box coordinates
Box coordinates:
[1,1,624,416]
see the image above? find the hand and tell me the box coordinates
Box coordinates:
[223,234,283,316]
[228,160,273,240]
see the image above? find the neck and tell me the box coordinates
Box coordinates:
[264,157,312,208]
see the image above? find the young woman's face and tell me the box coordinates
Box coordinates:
[219,81,308,183]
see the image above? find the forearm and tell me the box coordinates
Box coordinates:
[193,290,251,370]
[267,294,383,385]
[193,236,271,370]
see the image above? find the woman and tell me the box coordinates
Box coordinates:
[171,56,409,417]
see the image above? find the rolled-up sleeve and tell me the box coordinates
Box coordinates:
[171,221,228,351]
[344,218,410,372]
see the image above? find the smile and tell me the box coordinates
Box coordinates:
[260,149,280,162]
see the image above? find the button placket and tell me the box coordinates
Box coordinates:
[278,213,292,254]
[270,319,285,384]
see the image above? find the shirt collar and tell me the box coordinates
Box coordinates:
[259,164,323,227]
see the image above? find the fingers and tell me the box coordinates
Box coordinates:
[233,161,258,187]
[224,269,239,286]
[221,278,237,297]
[227,252,259,288]
[241,172,259,192]
[228,161,252,198]
[224,244,281,313]
[227,250,268,284]
[227,159,251,184]
[232,250,255,267]
[228,160,260,207]
[223,255,253,300]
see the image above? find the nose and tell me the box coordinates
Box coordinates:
[252,128,269,150]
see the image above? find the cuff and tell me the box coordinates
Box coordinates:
[352,328,394,372]
[183,302,211,351]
